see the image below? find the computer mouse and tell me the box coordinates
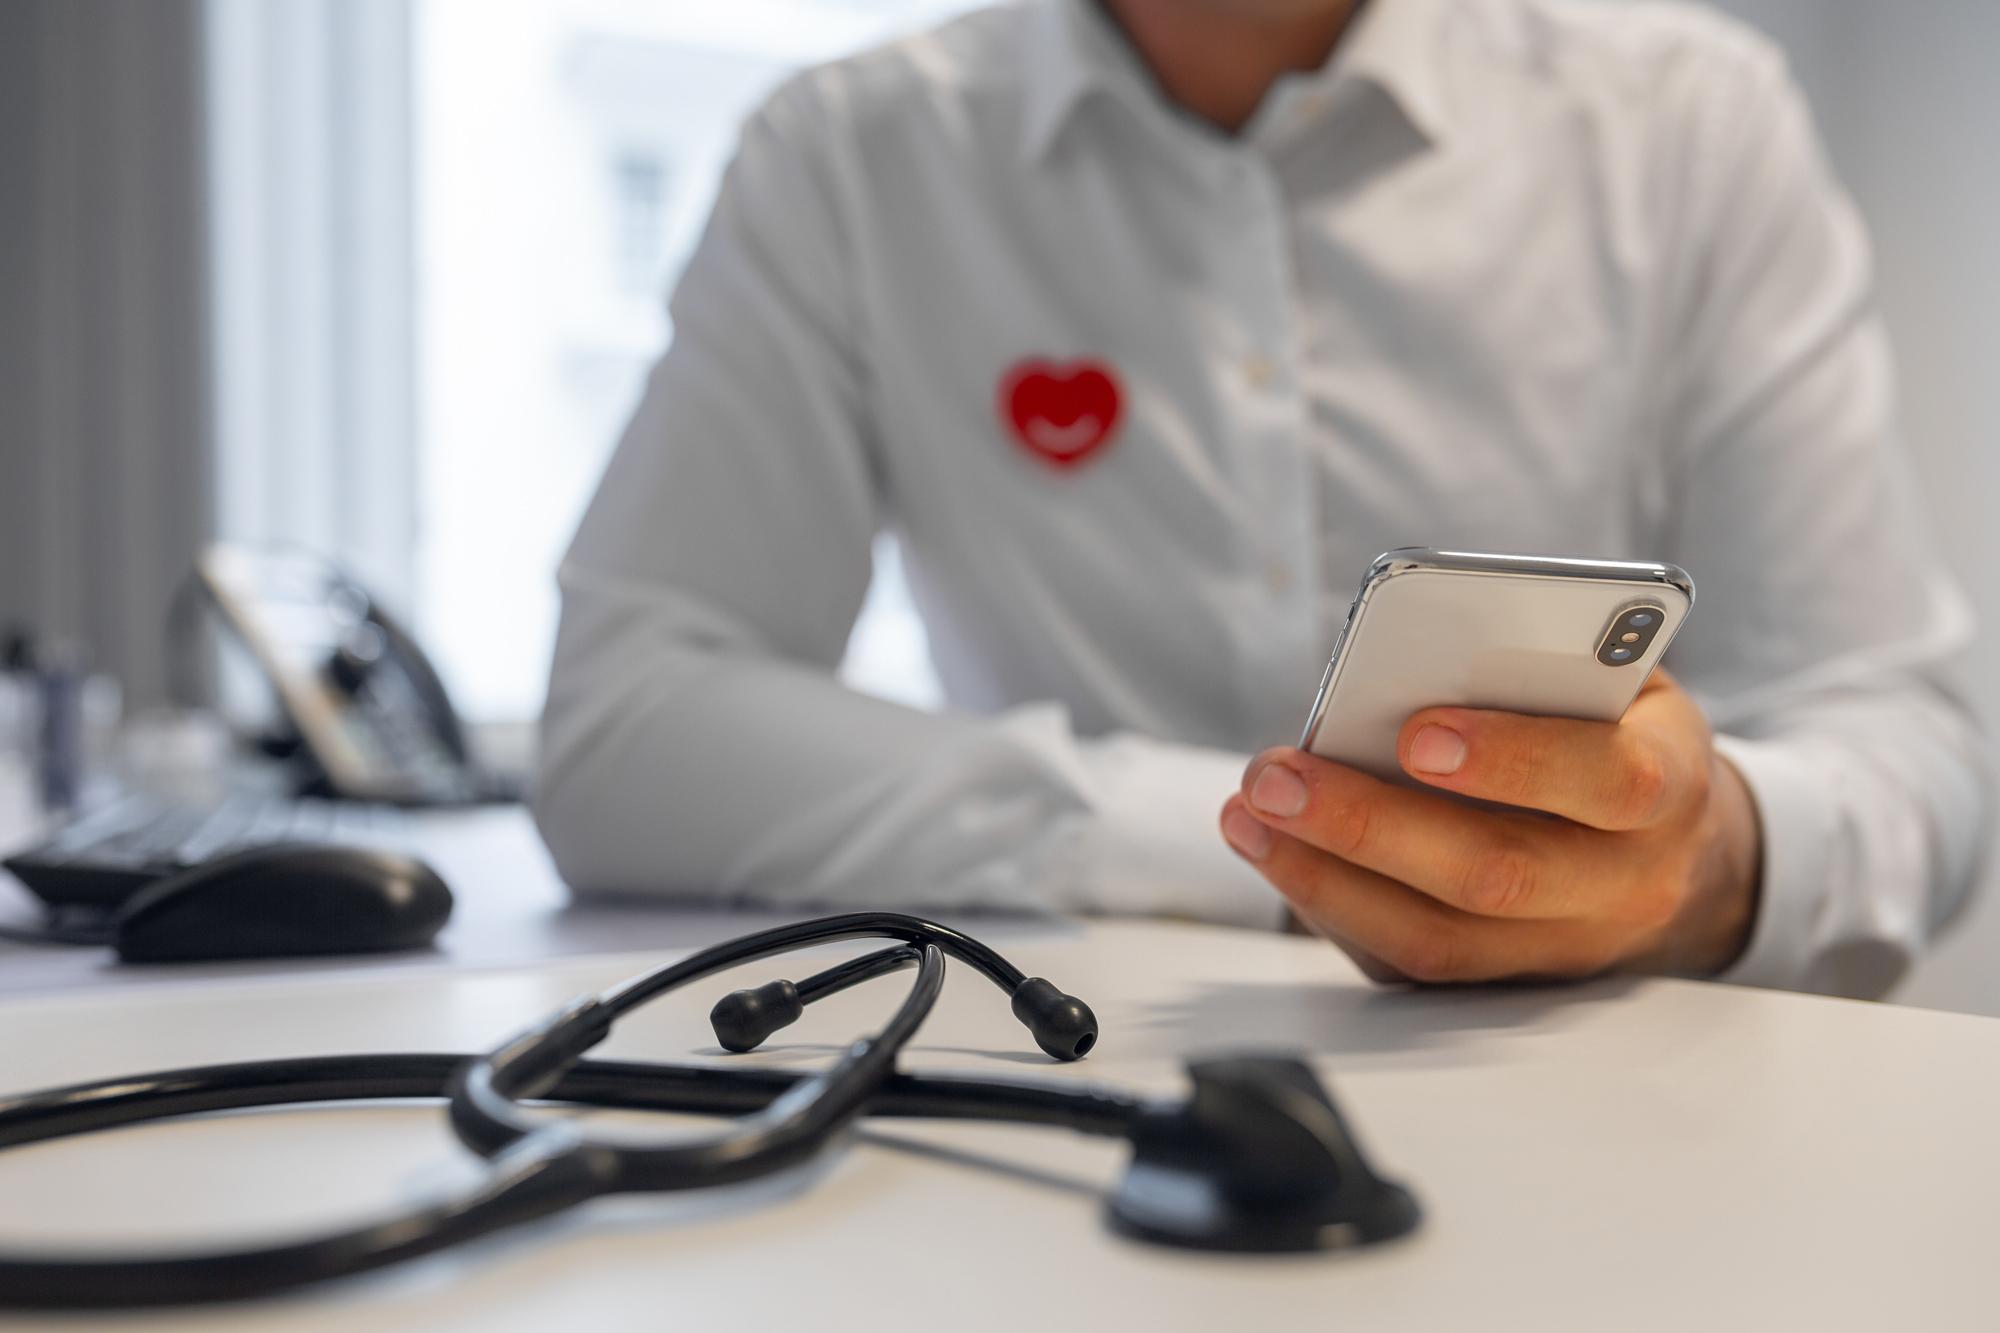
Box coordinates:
[112,844,454,964]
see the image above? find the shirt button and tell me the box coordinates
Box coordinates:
[1243,356,1277,389]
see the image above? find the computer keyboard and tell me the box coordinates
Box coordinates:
[3,793,410,911]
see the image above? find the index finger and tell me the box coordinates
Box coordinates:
[1395,678,1700,831]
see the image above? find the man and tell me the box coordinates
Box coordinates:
[535,0,1990,997]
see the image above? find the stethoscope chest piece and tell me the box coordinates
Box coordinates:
[1107,1054,1420,1253]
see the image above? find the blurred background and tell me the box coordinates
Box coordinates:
[1,0,1995,1008]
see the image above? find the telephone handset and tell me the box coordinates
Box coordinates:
[194,545,516,805]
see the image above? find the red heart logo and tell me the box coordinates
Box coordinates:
[998,358,1123,470]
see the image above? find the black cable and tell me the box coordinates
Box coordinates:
[0,919,116,948]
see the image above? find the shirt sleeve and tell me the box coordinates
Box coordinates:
[1658,46,1993,997]
[531,83,1280,932]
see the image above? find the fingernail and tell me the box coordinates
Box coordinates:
[1409,724,1467,775]
[1248,763,1309,817]
[1222,806,1273,861]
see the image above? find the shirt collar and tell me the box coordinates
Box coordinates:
[1018,0,1144,163]
[1019,0,1452,164]
[1328,0,1451,144]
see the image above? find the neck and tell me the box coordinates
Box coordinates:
[1097,0,1364,134]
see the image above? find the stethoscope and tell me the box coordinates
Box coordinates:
[0,912,1419,1310]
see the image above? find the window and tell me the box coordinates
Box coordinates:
[611,150,674,296]
[412,0,974,720]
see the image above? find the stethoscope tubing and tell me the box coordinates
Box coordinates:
[0,1053,1146,1309]
[0,913,1111,1309]
[0,1052,1144,1153]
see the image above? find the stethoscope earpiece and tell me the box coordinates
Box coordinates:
[1009,977,1099,1061]
[710,979,805,1053]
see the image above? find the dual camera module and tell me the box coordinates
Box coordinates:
[1596,604,1665,667]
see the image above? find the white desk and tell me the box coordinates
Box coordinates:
[1,915,1995,1331]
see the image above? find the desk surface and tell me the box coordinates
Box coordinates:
[1,909,1995,1331]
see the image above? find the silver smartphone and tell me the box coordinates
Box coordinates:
[1299,549,1694,783]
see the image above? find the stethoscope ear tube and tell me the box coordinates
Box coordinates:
[449,941,947,1192]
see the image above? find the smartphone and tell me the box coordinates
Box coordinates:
[1299,549,1693,783]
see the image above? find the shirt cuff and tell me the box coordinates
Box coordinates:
[1014,718,1281,930]
[1710,732,1840,991]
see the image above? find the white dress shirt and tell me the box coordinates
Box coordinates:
[536,0,1990,997]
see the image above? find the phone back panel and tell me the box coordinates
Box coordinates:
[1300,551,1693,784]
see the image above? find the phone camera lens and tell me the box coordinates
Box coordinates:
[1609,647,1633,661]
[1629,612,1654,628]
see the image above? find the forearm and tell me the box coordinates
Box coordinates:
[1654,50,1995,996]
[1710,674,1992,997]
[534,567,1278,926]
[534,569,1063,908]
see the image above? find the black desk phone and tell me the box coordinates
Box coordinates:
[194,545,516,806]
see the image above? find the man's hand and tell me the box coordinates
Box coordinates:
[1219,672,1762,983]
